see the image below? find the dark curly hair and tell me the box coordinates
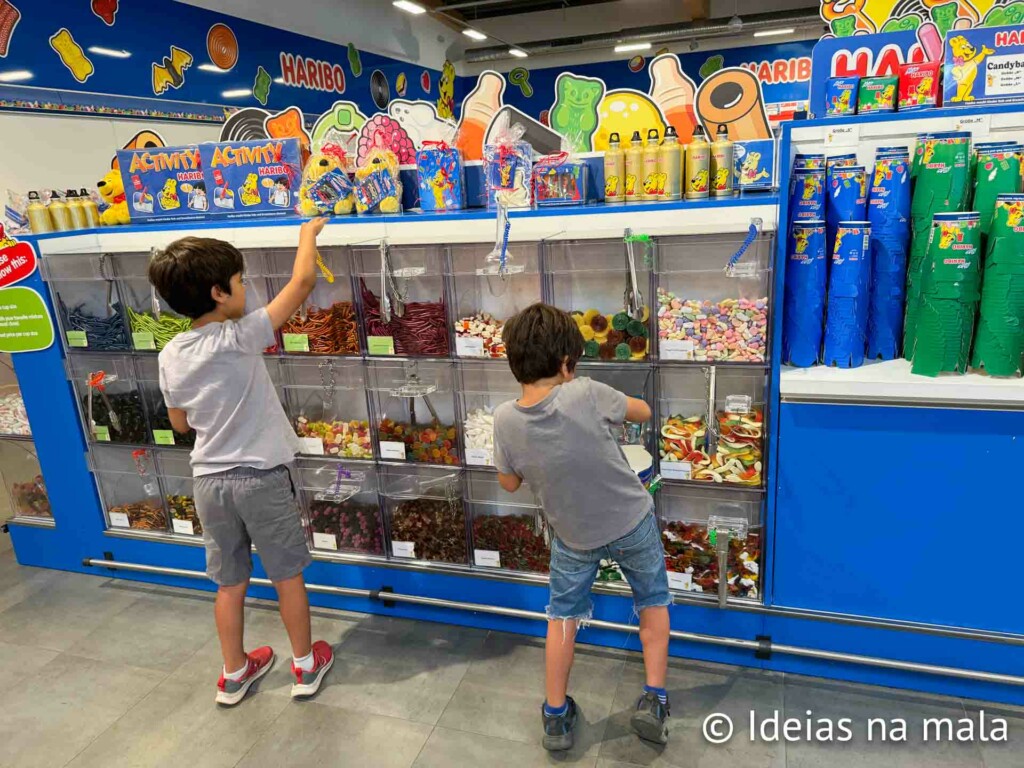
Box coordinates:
[147,237,243,319]
[502,303,584,384]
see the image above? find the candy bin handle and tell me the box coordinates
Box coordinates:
[715,528,730,609]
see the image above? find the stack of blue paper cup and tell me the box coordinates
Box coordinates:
[867,147,912,359]
[789,168,825,224]
[783,220,828,366]
[823,221,872,367]
[826,164,868,261]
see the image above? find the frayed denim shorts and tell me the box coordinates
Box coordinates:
[547,512,671,621]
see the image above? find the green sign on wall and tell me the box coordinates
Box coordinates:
[0,287,55,353]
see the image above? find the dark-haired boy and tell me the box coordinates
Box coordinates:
[149,218,333,706]
[493,303,671,751]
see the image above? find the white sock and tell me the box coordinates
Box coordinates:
[224,662,248,681]
[294,651,315,672]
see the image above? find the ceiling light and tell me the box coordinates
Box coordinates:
[198,63,230,73]
[0,70,32,82]
[727,15,743,31]
[463,28,487,41]
[509,48,528,58]
[393,0,427,14]
[274,77,286,84]
[221,89,252,98]
[614,42,652,53]
[753,27,795,37]
[87,46,131,58]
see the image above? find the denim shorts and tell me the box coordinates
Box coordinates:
[547,512,671,621]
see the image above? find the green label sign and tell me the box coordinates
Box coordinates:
[133,331,156,350]
[368,335,395,355]
[152,429,176,445]
[65,330,88,348]
[0,287,54,353]
[282,333,310,353]
[93,425,111,442]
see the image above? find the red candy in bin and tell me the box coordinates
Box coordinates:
[899,62,941,111]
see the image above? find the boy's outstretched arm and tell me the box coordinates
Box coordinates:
[498,472,522,493]
[265,217,328,329]
[624,396,652,423]
[167,407,190,434]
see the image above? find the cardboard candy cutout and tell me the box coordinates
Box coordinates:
[388,100,455,149]
[311,100,368,145]
[695,67,772,140]
[649,53,699,144]
[548,73,605,153]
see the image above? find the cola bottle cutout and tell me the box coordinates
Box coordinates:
[456,72,504,162]
[650,55,698,144]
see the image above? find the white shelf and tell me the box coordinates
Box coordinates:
[34,201,778,255]
[780,359,1024,410]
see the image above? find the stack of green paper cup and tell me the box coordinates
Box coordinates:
[911,212,982,376]
[904,132,973,358]
[971,193,1024,377]
[972,143,1023,237]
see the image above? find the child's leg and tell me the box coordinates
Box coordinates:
[274,572,312,659]
[639,606,669,689]
[215,581,249,672]
[545,619,578,708]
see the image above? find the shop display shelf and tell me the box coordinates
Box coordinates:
[154,449,202,538]
[42,252,130,353]
[89,445,169,533]
[297,458,385,556]
[455,361,519,469]
[68,352,150,446]
[381,464,468,566]
[280,358,373,459]
[136,356,195,448]
[115,251,193,353]
[466,470,549,574]
[0,438,52,522]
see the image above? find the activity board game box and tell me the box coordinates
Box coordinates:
[199,138,303,220]
[116,145,207,225]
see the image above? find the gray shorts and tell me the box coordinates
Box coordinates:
[193,464,312,586]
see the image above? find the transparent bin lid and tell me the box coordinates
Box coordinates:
[298,459,383,555]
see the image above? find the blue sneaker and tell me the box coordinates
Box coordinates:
[630,690,670,744]
[542,696,579,751]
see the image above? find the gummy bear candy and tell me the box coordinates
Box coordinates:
[549,73,604,154]
[253,66,272,106]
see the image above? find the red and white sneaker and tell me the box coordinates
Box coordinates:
[290,640,334,699]
[215,646,276,706]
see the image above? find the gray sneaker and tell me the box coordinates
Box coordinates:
[630,691,670,744]
[542,696,579,751]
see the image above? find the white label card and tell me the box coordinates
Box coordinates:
[956,114,991,135]
[668,571,693,591]
[728,262,758,278]
[660,339,695,361]
[172,518,195,536]
[109,512,130,528]
[661,461,692,480]
[465,447,493,466]
[725,395,752,414]
[455,336,486,357]
[392,540,416,558]
[474,549,501,568]
[380,441,407,460]
[313,532,338,550]
[826,125,860,147]
[300,437,325,455]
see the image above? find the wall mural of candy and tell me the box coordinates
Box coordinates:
[819,0,1021,37]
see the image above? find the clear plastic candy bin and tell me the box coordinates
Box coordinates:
[456,362,519,468]
[381,464,467,565]
[43,252,130,352]
[655,232,773,363]
[355,243,450,357]
[115,251,193,352]
[69,353,149,445]
[156,449,201,537]
[657,484,762,600]
[297,459,384,556]
[658,367,765,487]
[545,238,653,362]
[90,445,168,533]
[466,470,548,574]
[581,363,655,477]
[280,358,372,458]
[0,439,51,521]
[449,242,541,359]
[369,360,459,466]
[136,356,195,448]
[267,246,359,356]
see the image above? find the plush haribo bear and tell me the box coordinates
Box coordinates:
[97,170,130,225]
[299,145,355,216]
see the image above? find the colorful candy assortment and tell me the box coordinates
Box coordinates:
[662,521,760,599]
[12,475,50,518]
[295,417,372,458]
[472,514,549,573]
[390,497,467,563]
[109,500,166,530]
[379,419,459,464]
[659,409,763,486]
[0,391,30,436]
[657,289,768,362]
[573,308,650,361]
[455,312,505,357]
[167,494,201,535]
[309,499,383,554]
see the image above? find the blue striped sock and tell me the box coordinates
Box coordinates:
[544,700,568,717]
[644,685,668,705]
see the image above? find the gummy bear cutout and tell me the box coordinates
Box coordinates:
[549,73,605,153]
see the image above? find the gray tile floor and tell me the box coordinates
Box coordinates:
[0,533,1020,767]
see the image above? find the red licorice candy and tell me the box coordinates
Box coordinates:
[472,514,550,572]
[360,279,449,356]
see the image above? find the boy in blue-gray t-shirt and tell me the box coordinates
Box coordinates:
[493,303,671,751]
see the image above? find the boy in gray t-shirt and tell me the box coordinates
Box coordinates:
[494,303,671,751]
[149,219,333,706]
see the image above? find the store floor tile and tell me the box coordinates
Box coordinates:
[0,542,1016,768]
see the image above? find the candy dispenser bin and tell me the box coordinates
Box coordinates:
[115,251,192,352]
[155,449,201,537]
[381,464,468,565]
[68,353,149,445]
[266,246,359,356]
[0,439,51,521]
[89,445,169,533]
[280,358,372,458]
[466,470,548,574]
[545,237,653,362]
[42,252,129,352]
[657,484,762,601]
[655,232,773,363]
[136,356,195,448]
[580,362,656,477]
[355,242,450,357]
[449,242,542,359]
[368,360,459,466]
[296,459,384,556]
[455,361,519,468]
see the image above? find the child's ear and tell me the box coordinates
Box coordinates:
[211,284,229,305]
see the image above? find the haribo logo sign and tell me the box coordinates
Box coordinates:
[279,51,347,94]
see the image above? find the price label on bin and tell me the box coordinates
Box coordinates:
[661,461,691,480]
[465,448,493,466]
[283,333,310,353]
[132,332,156,350]
[474,549,501,568]
[392,540,416,558]
[109,511,130,528]
[660,339,695,361]
[65,330,88,348]
[455,337,485,357]
[300,437,325,455]
[380,441,406,460]
[668,571,692,591]
[172,518,195,536]
[313,532,338,550]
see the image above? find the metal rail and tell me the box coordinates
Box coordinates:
[82,557,1024,688]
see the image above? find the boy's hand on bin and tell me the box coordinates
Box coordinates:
[300,216,328,240]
